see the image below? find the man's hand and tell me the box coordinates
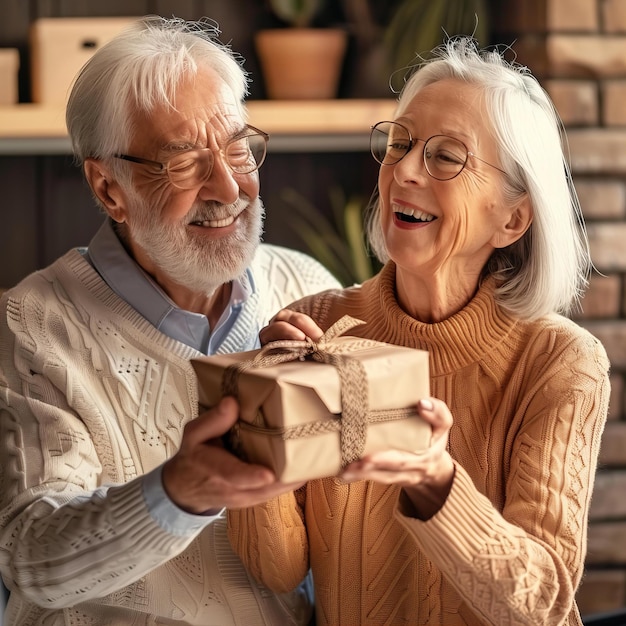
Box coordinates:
[162,396,303,514]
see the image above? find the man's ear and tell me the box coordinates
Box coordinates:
[492,194,533,249]
[83,158,128,223]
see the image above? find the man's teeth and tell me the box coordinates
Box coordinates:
[192,216,235,227]
[395,206,435,222]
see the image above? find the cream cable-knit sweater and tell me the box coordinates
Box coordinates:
[228,262,610,626]
[0,243,339,625]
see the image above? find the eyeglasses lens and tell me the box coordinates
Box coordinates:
[167,151,213,189]
[370,121,409,165]
[227,133,267,174]
[370,121,469,181]
[424,136,468,180]
[165,130,268,189]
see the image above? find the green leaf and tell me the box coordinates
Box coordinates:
[384,0,490,74]
[268,0,323,27]
[343,197,372,283]
[276,186,379,286]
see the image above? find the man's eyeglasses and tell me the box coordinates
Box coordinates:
[370,120,507,181]
[114,125,269,189]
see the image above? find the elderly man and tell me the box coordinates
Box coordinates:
[0,16,339,625]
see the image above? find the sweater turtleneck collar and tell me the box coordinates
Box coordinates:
[358,262,521,374]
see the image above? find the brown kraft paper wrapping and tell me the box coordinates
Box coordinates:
[191,316,431,482]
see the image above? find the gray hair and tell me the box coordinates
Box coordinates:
[66,16,249,167]
[367,37,591,319]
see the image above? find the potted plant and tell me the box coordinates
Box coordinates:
[255,0,348,99]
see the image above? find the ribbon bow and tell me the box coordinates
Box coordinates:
[222,315,385,468]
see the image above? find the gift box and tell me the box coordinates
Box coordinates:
[191,316,431,482]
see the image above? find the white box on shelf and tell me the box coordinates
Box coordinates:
[0,48,19,105]
[30,17,138,104]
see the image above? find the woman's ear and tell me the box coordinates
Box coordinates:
[83,158,128,223]
[492,195,533,249]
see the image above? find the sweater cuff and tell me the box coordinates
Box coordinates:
[142,465,222,537]
[395,462,511,565]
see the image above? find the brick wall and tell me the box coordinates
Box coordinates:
[494,0,626,615]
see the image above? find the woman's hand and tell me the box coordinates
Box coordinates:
[340,397,455,520]
[259,309,324,344]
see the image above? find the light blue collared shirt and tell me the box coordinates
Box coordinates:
[84,219,253,532]
[85,219,253,355]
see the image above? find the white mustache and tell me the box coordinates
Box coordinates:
[186,196,249,225]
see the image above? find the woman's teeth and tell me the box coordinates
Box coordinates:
[395,206,435,223]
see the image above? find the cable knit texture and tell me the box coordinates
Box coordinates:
[0,243,339,625]
[228,262,610,626]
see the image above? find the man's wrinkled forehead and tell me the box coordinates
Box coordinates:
[131,100,246,151]
[158,104,245,141]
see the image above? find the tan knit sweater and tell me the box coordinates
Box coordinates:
[228,262,610,626]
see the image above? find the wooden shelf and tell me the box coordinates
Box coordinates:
[248,99,396,134]
[0,99,397,154]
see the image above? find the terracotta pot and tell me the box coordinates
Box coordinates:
[255,28,348,100]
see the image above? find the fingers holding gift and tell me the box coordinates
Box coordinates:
[340,442,456,520]
[340,447,454,484]
[260,309,324,344]
[416,397,453,439]
[340,397,454,487]
[182,396,240,446]
[162,397,303,514]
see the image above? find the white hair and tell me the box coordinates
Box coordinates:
[367,37,591,319]
[66,16,249,166]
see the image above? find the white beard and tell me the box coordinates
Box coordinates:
[125,190,264,295]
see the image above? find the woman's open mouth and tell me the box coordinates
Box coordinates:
[394,206,436,224]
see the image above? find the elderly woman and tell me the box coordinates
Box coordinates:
[228,38,609,626]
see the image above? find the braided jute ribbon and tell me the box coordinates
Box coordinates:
[221,315,415,468]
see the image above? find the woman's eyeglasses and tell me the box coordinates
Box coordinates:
[114,125,269,189]
[370,120,506,181]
